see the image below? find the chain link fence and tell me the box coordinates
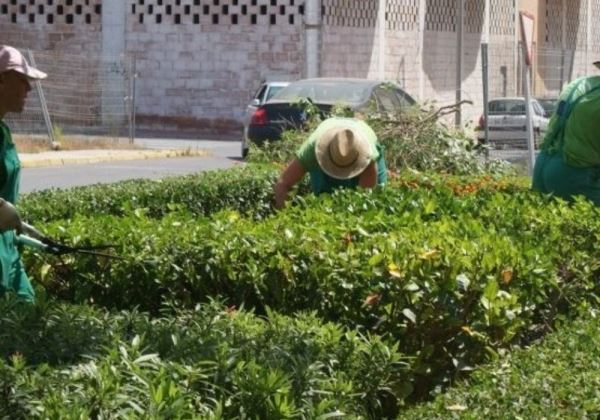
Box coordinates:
[6,50,136,146]
[480,40,594,170]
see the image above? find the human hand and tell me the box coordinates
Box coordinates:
[0,199,22,233]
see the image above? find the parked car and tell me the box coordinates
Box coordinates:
[535,96,558,117]
[477,97,549,148]
[243,77,416,155]
[241,81,290,158]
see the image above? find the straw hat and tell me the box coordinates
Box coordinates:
[315,122,373,180]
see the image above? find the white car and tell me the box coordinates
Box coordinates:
[477,97,549,149]
[241,81,290,158]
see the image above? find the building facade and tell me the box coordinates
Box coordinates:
[1,0,598,135]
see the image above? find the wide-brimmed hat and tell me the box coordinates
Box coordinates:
[315,122,373,180]
[0,45,47,80]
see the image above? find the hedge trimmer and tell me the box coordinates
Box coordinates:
[16,223,121,260]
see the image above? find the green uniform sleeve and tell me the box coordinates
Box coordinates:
[295,135,319,172]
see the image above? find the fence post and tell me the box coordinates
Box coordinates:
[27,50,55,148]
[481,43,490,150]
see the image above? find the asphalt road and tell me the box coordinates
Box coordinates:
[20,139,242,193]
[19,137,532,194]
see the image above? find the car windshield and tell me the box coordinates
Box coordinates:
[271,80,373,105]
[489,99,526,115]
[488,99,545,116]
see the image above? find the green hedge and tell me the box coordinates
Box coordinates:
[21,177,600,398]
[0,297,408,419]
[19,165,283,222]
[399,314,600,419]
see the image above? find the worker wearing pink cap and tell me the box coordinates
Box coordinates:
[0,45,47,301]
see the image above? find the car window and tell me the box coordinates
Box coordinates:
[374,87,401,112]
[253,85,267,102]
[532,101,545,117]
[265,85,286,101]
[489,99,525,115]
[393,89,416,107]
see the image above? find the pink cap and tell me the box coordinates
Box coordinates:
[0,45,47,80]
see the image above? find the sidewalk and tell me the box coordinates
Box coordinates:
[18,148,210,168]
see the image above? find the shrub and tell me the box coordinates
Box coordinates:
[0,298,409,418]
[246,103,512,176]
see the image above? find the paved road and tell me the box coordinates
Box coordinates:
[21,139,243,193]
[19,137,532,193]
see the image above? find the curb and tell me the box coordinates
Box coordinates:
[20,149,211,169]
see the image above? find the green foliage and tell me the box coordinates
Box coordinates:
[367,105,510,175]
[398,314,600,419]
[19,165,282,223]
[20,173,600,399]
[0,298,408,418]
[245,101,511,176]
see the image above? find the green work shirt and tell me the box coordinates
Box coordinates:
[541,76,600,168]
[0,120,34,302]
[295,118,387,194]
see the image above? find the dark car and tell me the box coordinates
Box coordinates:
[244,78,416,155]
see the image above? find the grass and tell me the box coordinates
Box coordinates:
[13,134,144,153]
[398,313,600,419]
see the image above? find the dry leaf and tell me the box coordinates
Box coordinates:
[501,267,513,285]
[363,293,382,307]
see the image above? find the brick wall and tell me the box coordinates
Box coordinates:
[2,0,599,135]
[126,0,304,134]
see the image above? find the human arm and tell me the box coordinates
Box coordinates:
[357,161,377,189]
[0,198,22,233]
[274,158,307,209]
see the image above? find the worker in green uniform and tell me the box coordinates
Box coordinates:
[274,116,387,209]
[0,45,48,301]
[532,61,600,204]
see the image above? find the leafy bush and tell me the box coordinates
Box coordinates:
[399,314,600,419]
[0,298,409,418]
[21,175,600,399]
[19,165,283,223]
[368,105,509,175]
[246,103,511,176]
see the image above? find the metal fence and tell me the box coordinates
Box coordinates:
[6,50,136,144]
[480,40,594,169]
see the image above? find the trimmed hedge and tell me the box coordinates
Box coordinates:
[0,297,409,419]
[19,165,284,222]
[21,176,600,398]
[399,314,600,419]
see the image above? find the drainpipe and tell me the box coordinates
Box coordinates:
[586,0,591,74]
[455,0,464,127]
[305,0,321,78]
[418,0,426,100]
[101,0,126,126]
[378,0,386,80]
